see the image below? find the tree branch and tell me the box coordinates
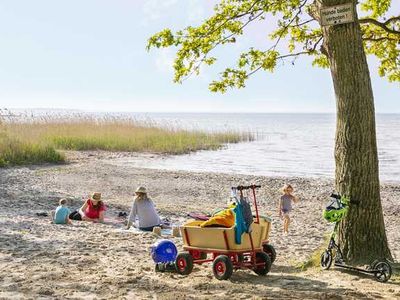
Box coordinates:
[246,51,309,77]
[290,18,316,27]
[246,34,323,78]
[363,37,398,42]
[359,17,400,35]
[182,11,265,81]
[269,0,309,51]
[382,16,400,26]
[196,0,264,39]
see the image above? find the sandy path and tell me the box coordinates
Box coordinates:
[0,151,399,299]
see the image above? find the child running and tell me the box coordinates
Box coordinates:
[126,186,161,231]
[279,184,299,234]
[53,198,72,224]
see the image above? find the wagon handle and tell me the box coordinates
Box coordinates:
[251,187,260,224]
[234,185,261,191]
[233,185,261,224]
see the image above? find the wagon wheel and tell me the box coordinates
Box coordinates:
[373,261,392,283]
[175,252,194,275]
[213,255,233,280]
[253,252,272,276]
[263,243,277,264]
[320,250,333,270]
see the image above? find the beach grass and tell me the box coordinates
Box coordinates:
[0,133,65,167]
[295,234,331,271]
[0,114,252,166]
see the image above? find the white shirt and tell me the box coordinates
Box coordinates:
[128,198,161,228]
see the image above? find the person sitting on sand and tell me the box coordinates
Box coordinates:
[53,198,72,224]
[78,192,106,223]
[126,187,161,231]
[279,184,299,234]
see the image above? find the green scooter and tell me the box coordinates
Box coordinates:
[320,193,392,283]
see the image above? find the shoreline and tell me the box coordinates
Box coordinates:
[62,150,400,184]
[0,151,399,299]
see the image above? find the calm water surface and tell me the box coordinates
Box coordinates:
[120,113,400,182]
[12,110,399,181]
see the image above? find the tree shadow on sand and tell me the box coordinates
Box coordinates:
[133,268,369,300]
[2,221,394,299]
[330,266,399,286]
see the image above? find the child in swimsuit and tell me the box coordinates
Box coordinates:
[279,184,299,234]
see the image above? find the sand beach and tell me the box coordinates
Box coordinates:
[0,151,399,299]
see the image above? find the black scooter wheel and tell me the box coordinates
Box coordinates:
[373,261,392,283]
[320,250,333,270]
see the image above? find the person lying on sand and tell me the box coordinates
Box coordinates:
[69,192,106,223]
[53,198,72,224]
[279,184,299,234]
[126,186,162,231]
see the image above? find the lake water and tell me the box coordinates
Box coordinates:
[120,113,400,182]
[9,110,400,181]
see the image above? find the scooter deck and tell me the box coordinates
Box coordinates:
[334,262,378,275]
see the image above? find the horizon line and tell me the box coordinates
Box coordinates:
[5,107,400,114]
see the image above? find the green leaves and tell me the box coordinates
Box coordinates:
[312,55,329,68]
[146,29,176,50]
[147,0,269,85]
[209,49,280,93]
[360,0,391,18]
[238,49,278,71]
[148,0,400,92]
[210,68,248,93]
[363,33,400,82]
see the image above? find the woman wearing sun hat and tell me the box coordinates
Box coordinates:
[126,187,161,231]
[78,192,106,223]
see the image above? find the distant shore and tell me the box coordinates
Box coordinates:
[0,151,399,299]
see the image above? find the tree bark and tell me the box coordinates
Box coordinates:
[320,0,392,264]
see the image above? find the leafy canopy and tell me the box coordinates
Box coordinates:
[147,0,400,92]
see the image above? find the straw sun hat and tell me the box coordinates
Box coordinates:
[135,186,147,194]
[91,192,102,201]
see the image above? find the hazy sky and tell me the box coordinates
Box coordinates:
[0,0,399,113]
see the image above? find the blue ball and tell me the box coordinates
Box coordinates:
[150,239,178,263]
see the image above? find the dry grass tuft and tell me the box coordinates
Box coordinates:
[0,110,252,166]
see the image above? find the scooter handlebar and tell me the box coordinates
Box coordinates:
[330,193,341,199]
[330,193,359,205]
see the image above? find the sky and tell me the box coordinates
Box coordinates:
[0,0,398,113]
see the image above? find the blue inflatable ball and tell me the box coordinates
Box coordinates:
[150,239,178,263]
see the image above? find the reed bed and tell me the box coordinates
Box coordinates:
[0,136,64,167]
[0,111,253,166]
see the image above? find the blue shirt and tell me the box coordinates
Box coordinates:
[54,205,70,224]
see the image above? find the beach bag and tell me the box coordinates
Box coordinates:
[69,210,82,221]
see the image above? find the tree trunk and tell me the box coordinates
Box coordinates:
[320,0,392,264]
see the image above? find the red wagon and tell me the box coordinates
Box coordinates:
[175,185,276,280]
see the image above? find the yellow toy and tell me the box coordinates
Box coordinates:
[199,206,235,228]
